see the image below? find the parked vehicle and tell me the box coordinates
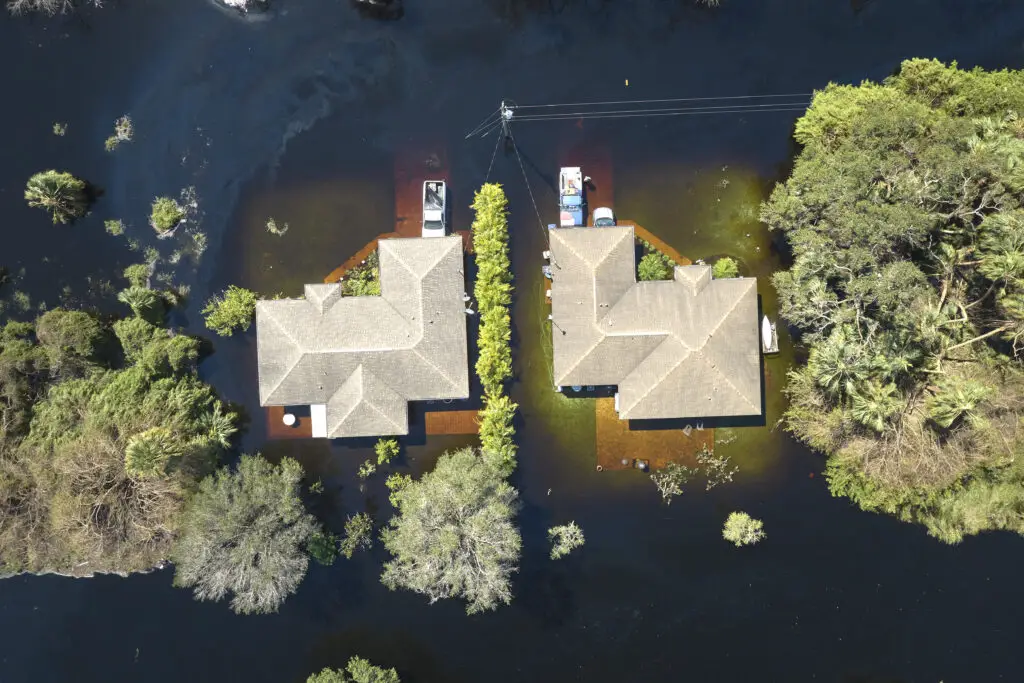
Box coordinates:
[593,207,616,227]
[559,167,585,227]
[422,180,447,237]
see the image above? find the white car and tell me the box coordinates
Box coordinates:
[422,180,447,237]
[593,207,616,227]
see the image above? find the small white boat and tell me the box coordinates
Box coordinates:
[762,314,779,354]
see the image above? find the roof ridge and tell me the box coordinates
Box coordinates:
[618,337,688,416]
[698,279,755,349]
[259,308,306,401]
[701,354,760,414]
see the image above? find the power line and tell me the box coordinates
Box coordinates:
[485,127,502,182]
[465,107,501,139]
[509,101,808,120]
[510,106,808,123]
[507,125,548,244]
[513,92,813,109]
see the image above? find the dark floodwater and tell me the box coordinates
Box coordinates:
[3,1,1024,681]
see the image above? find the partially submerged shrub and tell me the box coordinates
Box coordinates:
[340,512,373,559]
[638,251,674,281]
[712,257,739,279]
[375,438,399,465]
[201,285,257,337]
[105,115,134,152]
[150,196,184,234]
[548,522,585,559]
[650,462,694,504]
[25,170,88,224]
[722,511,765,547]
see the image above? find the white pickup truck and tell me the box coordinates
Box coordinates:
[422,180,447,237]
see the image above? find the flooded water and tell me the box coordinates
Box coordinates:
[3,0,1024,681]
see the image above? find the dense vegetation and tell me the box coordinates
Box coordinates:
[306,657,400,683]
[637,239,676,281]
[764,59,1024,542]
[24,170,88,224]
[0,304,239,575]
[548,522,585,559]
[712,257,739,279]
[380,447,521,614]
[171,455,318,614]
[471,184,518,476]
[202,286,258,337]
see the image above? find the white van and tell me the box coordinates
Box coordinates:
[422,180,447,237]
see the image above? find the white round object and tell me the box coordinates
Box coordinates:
[282,413,296,427]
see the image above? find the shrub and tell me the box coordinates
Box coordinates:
[201,285,257,337]
[340,512,373,559]
[123,263,151,289]
[306,657,400,683]
[150,197,184,234]
[105,115,134,152]
[104,219,125,236]
[341,251,380,297]
[375,438,399,465]
[117,286,165,324]
[722,511,765,547]
[638,251,674,281]
[478,393,517,475]
[381,447,521,614]
[124,426,178,478]
[548,522,585,559]
[307,530,339,566]
[171,455,317,615]
[712,257,739,279]
[25,170,88,224]
[650,462,694,504]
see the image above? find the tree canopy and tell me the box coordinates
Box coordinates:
[24,170,88,224]
[764,59,1024,542]
[380,447,521,614]
[202,285,258,337]
[171,454,317,614]
[306,657,400,683]
[0,309,238,575]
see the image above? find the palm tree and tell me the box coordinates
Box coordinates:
[200,403,237,449]
[849,381,902,433]
[125,427,177,478]
[927,379,991,429]
[24,170,88,224]
[806,326,873,399]
[117,286,163,322]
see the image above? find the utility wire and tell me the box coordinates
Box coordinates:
[507,126,549,244]
[464,107,501,139]
[485,127,502,182]
[509,101,809,120]
[509,106,808,123]
[513,93,814,109]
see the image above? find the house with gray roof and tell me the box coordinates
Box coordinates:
[256,235,469,438]
[548,225,761,420]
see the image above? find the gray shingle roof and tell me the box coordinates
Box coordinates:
[256,235,469,438]
[549,226,761,419]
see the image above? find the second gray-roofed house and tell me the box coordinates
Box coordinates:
[548,225,761,420]
[256,235,469,438]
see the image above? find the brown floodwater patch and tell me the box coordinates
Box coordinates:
[594,397,714,471]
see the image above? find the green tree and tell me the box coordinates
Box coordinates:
[124,426,178,478]
[34,309,103,376]
[374,438,399,465]
[381,447,521,614]
[171,455,317,615]
[202,286,258,337]
[340,512,373,559]
[638,251,673,281]
[712,257,739,279]
[722,511,765,547]
[548,522,585,559]
[478,393,517,475]
[117,286,165,324]
[307,530,339,566]
[764,58,1024,542]
[123,263,151,289]
[150,197,184,234]
[24,170,88,224]
[306,657,400,683]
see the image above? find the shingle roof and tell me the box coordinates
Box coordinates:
[256,235,469,437]
[549,226,761,419]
